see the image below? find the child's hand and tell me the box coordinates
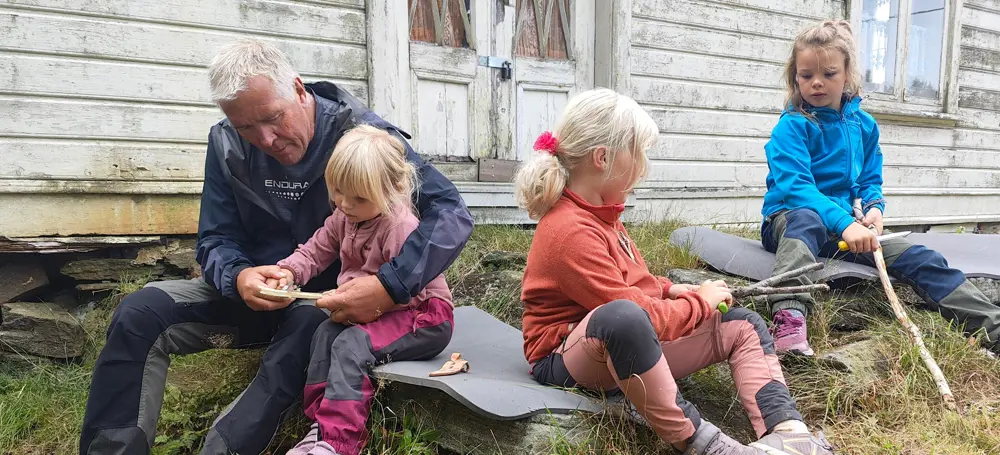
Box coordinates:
[862,208,883,235]
[667,283,700,298]
[695,280,733,312]
[841,222,879,253]
[264,268,295,291]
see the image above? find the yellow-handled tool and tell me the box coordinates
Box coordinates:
[837,230,911,251]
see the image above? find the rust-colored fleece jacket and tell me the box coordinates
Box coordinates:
[521,190,713,364]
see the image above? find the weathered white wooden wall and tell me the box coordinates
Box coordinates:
[623,0,1000,229]
[0,0,368,237]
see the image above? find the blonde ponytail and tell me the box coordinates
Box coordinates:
[515,152,568,220]
[514,88,658,220]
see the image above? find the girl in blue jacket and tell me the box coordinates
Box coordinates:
[761,20,1000,357]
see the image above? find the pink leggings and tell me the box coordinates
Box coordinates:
[530,300,801,443]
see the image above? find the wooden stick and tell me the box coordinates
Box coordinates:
[747,262,825,290]
[871,247,958,411]
[731,284,830,298]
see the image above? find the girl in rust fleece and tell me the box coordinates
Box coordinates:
[515,88,834,455]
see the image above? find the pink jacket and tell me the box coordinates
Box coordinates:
[277,206,452,307]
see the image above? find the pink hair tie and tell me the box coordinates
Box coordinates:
[534,131,559,156]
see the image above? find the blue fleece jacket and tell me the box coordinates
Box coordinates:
[761,96,886,236]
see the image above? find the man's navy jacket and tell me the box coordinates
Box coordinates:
[195,81,474,304]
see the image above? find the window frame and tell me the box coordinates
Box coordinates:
[848,0,964,116]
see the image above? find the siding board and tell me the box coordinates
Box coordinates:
[631,18,791,64]
[632,0,813,40]
[0,10,368,78]
[0,0,366,45]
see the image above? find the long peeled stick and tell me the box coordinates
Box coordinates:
[871,246,957,411]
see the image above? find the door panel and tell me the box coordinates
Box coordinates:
[406,0,487,160]
[508,0,593,161]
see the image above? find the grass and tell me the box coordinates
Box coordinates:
[3,222,1000,454]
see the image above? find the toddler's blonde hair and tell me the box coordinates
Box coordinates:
[783,20,863,117]
[514,89,658,220]
[325,125,417,217]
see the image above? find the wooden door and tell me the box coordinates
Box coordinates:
[504,0,594,161]
[404,0,492,163]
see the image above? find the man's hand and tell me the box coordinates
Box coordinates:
[317,275,395,325]
[841,222,879,253]
[862,208,884,236]
[667,283,700,298]
[237,265,294,311]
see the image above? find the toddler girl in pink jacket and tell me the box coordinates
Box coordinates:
[276,125,453,455]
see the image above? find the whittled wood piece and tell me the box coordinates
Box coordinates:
[257,285,327,301]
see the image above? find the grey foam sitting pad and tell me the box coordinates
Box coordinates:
[372,306,607,421]
[669,226,1000,283]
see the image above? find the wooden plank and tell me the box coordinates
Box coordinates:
[628,190,1000,226]
[478,159,520,182]
[0,96,223,141]
[956,106,1000,131]
[630,47,784,89]
[644,161,768,187]
[966,0,1000,12]
[644,159,1000,189]
[431,162,478,182]
[0,179,202,194]
[0,235,164,253]
[0,139,205,180]
[513,57,575,85]
[960,46,1000,73]
[958,87,1000,111]
[631,18,791,64]
[961,26,1000,51]
[632,0,814,40]
[0,52,367,107]
[516,87,568,160]
[645,107,778,137]
[0,193,199,236]
[367,0,411,129]
[648,135,1000,170]
[631,76,784,112]
[701,0,843,19]
[956,127,1000,149]
[963,3,1000,31]
[0,11,368,79]
[0,0,366,45]
[958,68,1000,91]
[610,0,632,94]
[412,79,471,158]
[409,42,478,80]
[648,135,768,162]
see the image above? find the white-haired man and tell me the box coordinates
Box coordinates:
[80,39,474,455]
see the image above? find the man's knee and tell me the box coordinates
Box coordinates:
[284,304,329,333]
[722,308,775,355]
[108,287,175,338]
[587,300,661,379]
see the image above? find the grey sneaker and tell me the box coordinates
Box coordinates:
[750,430,835,455]
[684,421,769,455]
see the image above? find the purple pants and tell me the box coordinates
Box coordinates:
[300,298,453,455]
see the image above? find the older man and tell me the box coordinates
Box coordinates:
[80,39,474,455]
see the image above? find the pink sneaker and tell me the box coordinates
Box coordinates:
[771,310,814,357]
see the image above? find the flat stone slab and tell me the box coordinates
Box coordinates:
[373,306,607,421]
[669,226,1000,284]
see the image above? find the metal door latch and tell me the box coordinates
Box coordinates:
[479,55,512,81]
